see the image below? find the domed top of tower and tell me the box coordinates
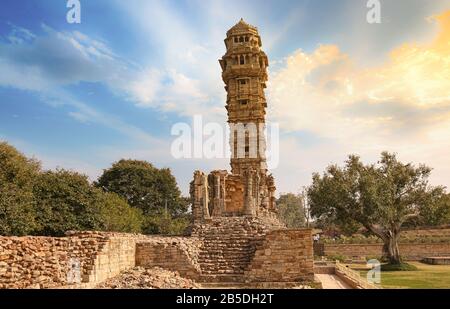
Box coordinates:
[226,18,258,37]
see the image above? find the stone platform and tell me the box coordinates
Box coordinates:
[423,257,450,265]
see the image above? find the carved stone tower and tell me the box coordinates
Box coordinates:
[191,19,277,222]
[219,18,269,176]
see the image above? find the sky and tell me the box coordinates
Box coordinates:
[0,0,449,196]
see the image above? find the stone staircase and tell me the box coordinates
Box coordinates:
[192,216,282,283]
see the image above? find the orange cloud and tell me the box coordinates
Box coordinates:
[268,9,450,188]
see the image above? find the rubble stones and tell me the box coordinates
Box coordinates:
[96,267,200,289]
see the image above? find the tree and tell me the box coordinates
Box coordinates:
[308,152,433,265]
[0,142,40,236]
[33,169,104,236]
[417,188,450,226]
[277,193,306,228]
[96,160,189,234]
[94,191,143,233]
[34,169,145,236]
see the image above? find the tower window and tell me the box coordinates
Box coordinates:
[239,36,244,43]
[234,37,238,43]
[239,79,246,85]
[239,99,248,105]
[240,55,245,65]
[245,36,249,42]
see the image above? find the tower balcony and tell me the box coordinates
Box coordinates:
[222,64,267,81]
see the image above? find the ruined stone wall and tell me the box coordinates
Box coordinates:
[245,229,314,283]
[1,228,316,288]
[75,232,149,285]
[0,232,148,289]
[1,236,70,288]
[322,243,450,260]
[135,237,201,279]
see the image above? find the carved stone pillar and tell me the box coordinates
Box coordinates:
[202,173,210,220]
[244,169,256,216]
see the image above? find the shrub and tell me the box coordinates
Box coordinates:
[327,254,347,262]
[0,142,40,236]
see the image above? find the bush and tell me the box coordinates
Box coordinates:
[0,142,191,236]
[0,142,40,236]
[327,254,347,262]
[94,191,144,233]
[33,169,105,236]
[143,213,191,235]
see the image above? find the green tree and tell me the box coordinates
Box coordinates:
[308,152,433,265]
[417,188,450,226]
[94,191,143,233]
[277,193,306,228]
[33,169,104,236]
[144,213,191,235]
[96,160,189,234]
[0,142,40,236]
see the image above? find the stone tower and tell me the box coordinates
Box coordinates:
[190,19,277,222]
[219,18,269,176]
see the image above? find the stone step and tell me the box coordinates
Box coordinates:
[200,282,248,288]
[199,265,249,269]
[198,260,250,267]
[198,274,245,283]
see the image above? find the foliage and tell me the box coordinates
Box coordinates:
[143,212,191,235]
[0,142,149,236]
[326,254,347,263]
[0,142,40,236]
[96,159,190,234]
[417,188,450,226]
[96,160,188,215]
[308,152,437,265]
[33,169,106,236]
[276,193,306,228]
[94,191,143,233]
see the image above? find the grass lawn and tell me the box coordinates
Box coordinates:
[354,262,450,289]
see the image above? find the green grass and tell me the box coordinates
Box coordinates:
[354,262,450,289]
[380,262,418,271]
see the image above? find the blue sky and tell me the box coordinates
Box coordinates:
[1,0,450,195]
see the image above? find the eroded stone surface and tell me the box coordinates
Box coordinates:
[96,267,200,289]
[190,19,278,222]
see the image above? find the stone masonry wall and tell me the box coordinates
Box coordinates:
[1,236,70,288]
[0,232,148,289]
[1,229,316,288]
[322,243,450,260]
[135,237,201,279]
[245,229,314,283]
[75,232,149,285]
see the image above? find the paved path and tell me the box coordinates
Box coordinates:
[315,274,353,289]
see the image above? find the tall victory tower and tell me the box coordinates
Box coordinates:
[219,18,269,176]
[190,19,277,222]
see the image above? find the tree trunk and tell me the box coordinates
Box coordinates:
[382,233,402,264]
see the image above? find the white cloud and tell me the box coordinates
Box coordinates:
[0,23,218,119]
[267,11,450,189]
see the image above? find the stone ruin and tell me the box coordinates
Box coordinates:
[185,19,314,286]
[0,20,314,289]
[190,18,278,223]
